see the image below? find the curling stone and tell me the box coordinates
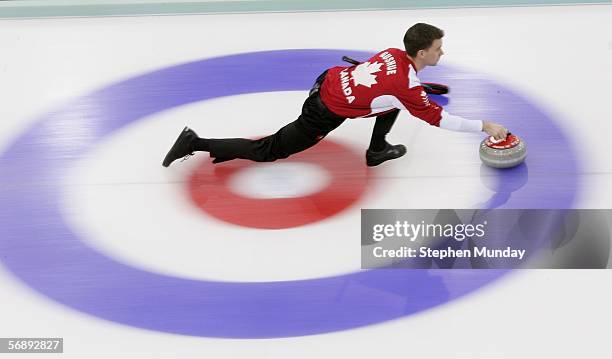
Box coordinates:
[479,133,527,168]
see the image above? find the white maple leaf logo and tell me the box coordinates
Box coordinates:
[351,61,383,88]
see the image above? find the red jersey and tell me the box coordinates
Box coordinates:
[319,48,443,126]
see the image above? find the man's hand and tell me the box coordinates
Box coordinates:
[482,121,509,141]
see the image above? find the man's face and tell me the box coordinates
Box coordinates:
[419,38,444,66]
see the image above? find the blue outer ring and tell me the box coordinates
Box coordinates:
[0,50,579,338]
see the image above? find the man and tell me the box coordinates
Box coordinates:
[162,23,508,168]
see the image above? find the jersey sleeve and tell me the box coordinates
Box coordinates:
[394,86,444,126]
[394,85,483,133]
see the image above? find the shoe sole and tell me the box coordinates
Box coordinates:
[162,126,190,167]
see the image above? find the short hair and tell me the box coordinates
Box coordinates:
[403,23,444,57]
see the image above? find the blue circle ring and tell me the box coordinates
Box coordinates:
[0,50,579,338]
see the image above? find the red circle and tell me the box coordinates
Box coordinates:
[485,134,521,149]
[187,139,371,229]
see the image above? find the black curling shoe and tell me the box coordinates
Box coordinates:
[366,143,407,167]
[162,127,198,167]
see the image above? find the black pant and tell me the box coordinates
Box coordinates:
[207,73,346,163]
[369,109,399,151]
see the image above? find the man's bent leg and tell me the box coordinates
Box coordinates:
[366,109,406,166]
[369,109,400,152]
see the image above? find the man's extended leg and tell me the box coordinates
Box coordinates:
[366,109,407,166]
[162,91,345,167]
[204,118,326,163]
[205,91,345,163]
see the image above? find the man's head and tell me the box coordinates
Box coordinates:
[403,23,445,67]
